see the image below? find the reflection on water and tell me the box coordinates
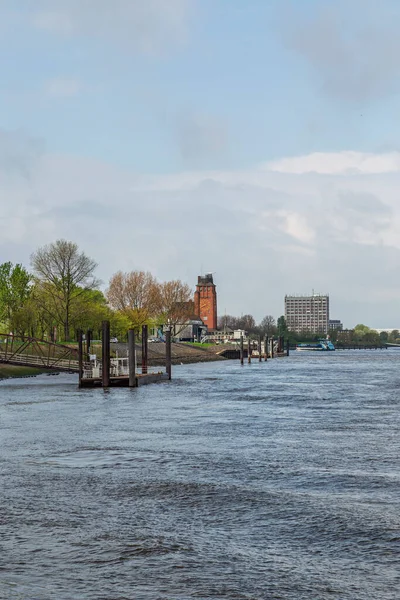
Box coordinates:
[1,351,400,599]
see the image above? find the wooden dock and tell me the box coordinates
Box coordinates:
[78,323,172,388]
[80,372,169,388]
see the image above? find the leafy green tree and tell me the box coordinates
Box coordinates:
[379,331,389,343]
[0,262,31,331]
[69,289,111,338]
[110,311,131,340]
[354,324,370,334]
[389,329,400,343]
[277,315,287,336]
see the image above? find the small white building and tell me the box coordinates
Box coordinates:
[233,329,247,340]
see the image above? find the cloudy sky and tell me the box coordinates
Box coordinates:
[1,0,400,327]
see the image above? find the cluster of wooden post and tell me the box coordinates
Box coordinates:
[239,334,289,364]
[78,321,172,388]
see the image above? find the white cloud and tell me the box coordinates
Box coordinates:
[281,211,315,244]
[44,77,81,98]
[1,133,400,327]
[263,151,400,175]
[31,0,194,54]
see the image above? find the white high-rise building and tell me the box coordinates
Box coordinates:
[284,293,329,334]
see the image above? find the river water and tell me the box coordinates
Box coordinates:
[0,351,399,599]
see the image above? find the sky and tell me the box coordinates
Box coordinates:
[2,0,400,327]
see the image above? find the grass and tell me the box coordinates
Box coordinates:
[0,365,49,379]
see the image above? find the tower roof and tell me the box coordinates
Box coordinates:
[197,273,214,285]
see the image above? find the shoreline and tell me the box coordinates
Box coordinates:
[0,350,226,381]
[0,365,51,380]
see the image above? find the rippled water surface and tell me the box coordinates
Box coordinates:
[1,351,400,599]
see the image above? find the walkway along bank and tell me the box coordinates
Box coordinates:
[78,321,172,388]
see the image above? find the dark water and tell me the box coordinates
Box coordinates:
[1,351,400,600]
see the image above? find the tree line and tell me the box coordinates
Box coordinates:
[0,240,193,342]
[218,314,287,338]
[0,239,392,346]
[219,314,392,346]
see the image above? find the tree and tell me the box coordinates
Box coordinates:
[106,270,159,331]
[236,314,256,333]
[379,331,389,343]
[259,315,276,336]
[354,324,370,335]
[217,315,239,330]
[363,330,380,345]
[277,315,287,336]
[328,327,340,343]
[0,262,31,330]
[29,282,59,340]
[353,324,372,342]
[31,240,99,341]
[157,280,193,334]
[69,289,111,338]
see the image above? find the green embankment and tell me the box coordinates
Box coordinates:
[0,365,49,379]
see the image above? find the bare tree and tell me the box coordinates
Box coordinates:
[259,315,276,336]
[237,314,256,332]
[157,280,193,334]
[217,314,239,330]
[106,271,159,331]
[31,240,99,340]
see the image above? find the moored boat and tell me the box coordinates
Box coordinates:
[296,339,335,351]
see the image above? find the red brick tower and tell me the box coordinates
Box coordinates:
[194,274,217,330]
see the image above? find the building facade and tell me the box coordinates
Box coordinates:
[194,273,217,330]
[329,319,343,331]
[284,293,329,334]
[175,318,206,342]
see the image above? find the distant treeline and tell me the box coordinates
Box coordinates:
[219,315,391,346]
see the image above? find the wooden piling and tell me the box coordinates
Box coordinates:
[86,329,91,359]
[270,337,274,359]
[265,336,268,361]
[240,335,244,365]
[78,329,83,387]
[248,339,251,363]
[258,335,262,362]
[128,329,136,387]
[142,324,148,374]
[286,339,290,356]
[102,320,110,387]
[165,329,172,380]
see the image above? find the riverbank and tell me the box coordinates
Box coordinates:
[0,343,226,381]
[93,341,228,366]
[0,365,50,380]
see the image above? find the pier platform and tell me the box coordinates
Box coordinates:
[80,371,169,388]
